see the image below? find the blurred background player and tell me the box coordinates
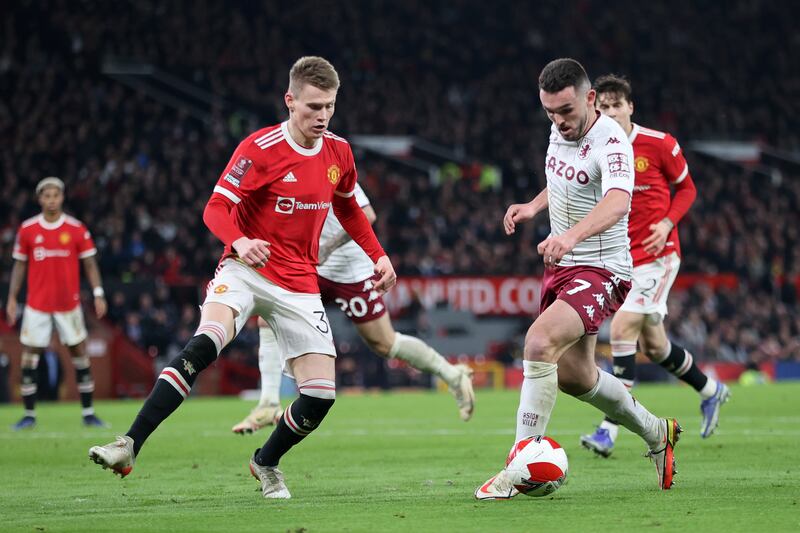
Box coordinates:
[580,75,731,457]
[6,177,109,430]
[88,56,396,500]
[232,183,474,433]
[476,59,680,500]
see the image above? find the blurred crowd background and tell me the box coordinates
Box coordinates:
[1,0,798,378]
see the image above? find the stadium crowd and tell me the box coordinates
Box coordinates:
[1,0,798,366]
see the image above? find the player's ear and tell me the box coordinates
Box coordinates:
[586,88,596,108]
[285,92,295,113]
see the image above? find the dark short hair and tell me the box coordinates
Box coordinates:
[594,74,633,103]
[538,58,590,94]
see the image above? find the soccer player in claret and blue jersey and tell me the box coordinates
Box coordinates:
[475,59,680,500]
[88,56,397,500]
[580,75,730,458]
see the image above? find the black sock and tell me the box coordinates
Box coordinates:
[658,342,708,392]
[21,367,37,413]
[75,365,94,410]
[603,354,636,425]
[127,335,218,455]
[255,394,335,467]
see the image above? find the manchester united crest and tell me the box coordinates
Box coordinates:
[59,232,71,245]
[327,165,341,185]
[634,156,649,172]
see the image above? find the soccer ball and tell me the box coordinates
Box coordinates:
[505,436,568,497]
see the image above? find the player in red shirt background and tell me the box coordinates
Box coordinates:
[89,56,396,500]
[580,75,731,458]
[6,177,109,430]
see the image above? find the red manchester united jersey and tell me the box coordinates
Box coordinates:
[12,214,97,312]
[628,124,690,266]
[211,122,358,293]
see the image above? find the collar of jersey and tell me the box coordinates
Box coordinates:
[628,123,640,143]
[38,214,66,230]
[281,121,323,156]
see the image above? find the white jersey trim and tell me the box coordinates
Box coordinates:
[37,214,66,230]
[281,121,323,156]
[78,248,97,259]
[673,164,689,184]
[13,252,27,261]
[628,123,639,144]
[213,185,241,204]
[21,216,39,228]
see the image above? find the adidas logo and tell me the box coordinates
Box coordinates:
[282,172,297,183]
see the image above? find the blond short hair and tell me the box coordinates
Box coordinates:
[35,176,65,196]
[289,56,340,95]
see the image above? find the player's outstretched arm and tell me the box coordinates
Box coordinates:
[319,205,377,265]
[81,255,107,318]
[332,194,386,265]
[504,189,549,235]
[5,259,26,326]
[537,189,629,267]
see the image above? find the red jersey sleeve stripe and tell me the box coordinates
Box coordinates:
[334,189,355,198]
[213,185,241,204]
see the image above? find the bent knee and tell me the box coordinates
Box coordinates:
[365,337,394,358]
[524,335,562,363]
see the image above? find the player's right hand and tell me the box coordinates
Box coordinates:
[503,203,537,235]
[6,299,17,326]
[233,237,271,269]
[373,255,397,295]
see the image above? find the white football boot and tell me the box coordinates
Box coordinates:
[474,468,519,500]
[645,418,681,490]
[89,435,135,478]
[232,404,284,434]
[250,455,291,499]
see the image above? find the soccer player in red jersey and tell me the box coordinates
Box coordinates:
[89,57,396,499]
[7,177,109,430]
[580,75,730,458]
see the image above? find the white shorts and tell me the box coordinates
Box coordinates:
[618,252,680,322]
[20,305,88,348]
[203,259,335,375]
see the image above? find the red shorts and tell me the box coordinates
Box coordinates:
[540,265,631,335]
[318,274,387,324]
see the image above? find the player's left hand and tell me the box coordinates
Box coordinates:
[537,233,578,268]
[373,255,397,295]
[94,296,107,319]
[642,220,671,255]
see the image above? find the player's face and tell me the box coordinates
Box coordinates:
[540,86,596,141]
[285,84,337,147]
[596,92,633,132]
[38,187,64,216]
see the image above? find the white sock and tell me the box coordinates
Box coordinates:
[515,360,558,442]
[257,326,282,407]
[577,369,662,450]
[389,333,461,386]
[699,378,718,400]
[599,419,620,441]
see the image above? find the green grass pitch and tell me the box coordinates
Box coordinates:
[1,382,798,532]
